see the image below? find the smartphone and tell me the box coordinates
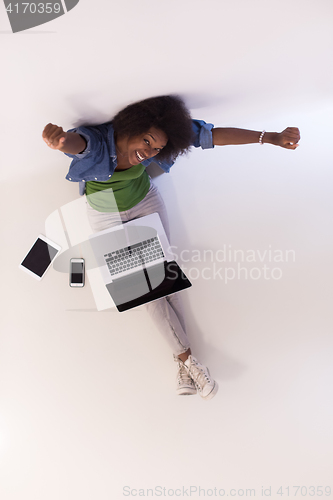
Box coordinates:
[20,234,61,280]
[70,258,85,287]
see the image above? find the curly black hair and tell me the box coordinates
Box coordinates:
[112,95,194,162]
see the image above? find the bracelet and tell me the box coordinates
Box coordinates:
[259,130,266,145]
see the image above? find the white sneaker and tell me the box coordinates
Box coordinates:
[175,358,197,395]
[184,355,218,400]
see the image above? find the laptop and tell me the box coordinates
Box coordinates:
[88,213,192,312]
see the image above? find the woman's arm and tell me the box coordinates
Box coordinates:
[42,123,87,154]
[212,127,300,150]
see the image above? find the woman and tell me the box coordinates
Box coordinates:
[42,95,300,400]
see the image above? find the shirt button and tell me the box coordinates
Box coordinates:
[109,174,111,177]
[95,177,97,180]
[69,177,72,180]
[82,179,85,182]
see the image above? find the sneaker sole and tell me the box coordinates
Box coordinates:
[176,387,197,395]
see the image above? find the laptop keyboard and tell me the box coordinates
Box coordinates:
[104,236,165,277]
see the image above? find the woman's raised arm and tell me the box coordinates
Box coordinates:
[212,127,300,150]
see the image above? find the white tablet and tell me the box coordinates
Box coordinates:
[19,234,61,280]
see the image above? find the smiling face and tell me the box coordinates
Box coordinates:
[117,127,168,166]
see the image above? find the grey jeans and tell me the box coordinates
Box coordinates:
[86,180,191,356]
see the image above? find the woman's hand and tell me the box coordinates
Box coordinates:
[274,127,301,149]
[42,123,68,150]
[42,123,87,154]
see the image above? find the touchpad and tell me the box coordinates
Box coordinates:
[106,268,150,305]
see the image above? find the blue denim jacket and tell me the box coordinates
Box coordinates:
[65,119,214,195]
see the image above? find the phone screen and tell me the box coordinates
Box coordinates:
[71,261,84,284]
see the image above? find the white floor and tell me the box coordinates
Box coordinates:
[1,1,333,499]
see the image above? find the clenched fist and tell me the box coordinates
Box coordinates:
[42,123,68,150]
[42,123,87,154]
[275,127,301,150]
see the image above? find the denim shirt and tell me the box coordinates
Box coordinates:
[64,119,214,195]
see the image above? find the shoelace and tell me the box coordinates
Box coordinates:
[187,360,211,390]
[176,362,194,386]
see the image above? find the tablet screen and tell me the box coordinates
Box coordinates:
[21,237,59,278]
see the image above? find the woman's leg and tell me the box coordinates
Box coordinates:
[145,293,191,357]
[119,182,192,357]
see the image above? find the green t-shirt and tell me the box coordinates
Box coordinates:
[85,163,150,212]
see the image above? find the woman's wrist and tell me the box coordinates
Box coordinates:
[262,131,278,146]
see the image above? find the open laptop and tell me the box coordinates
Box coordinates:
[88,213,191,312]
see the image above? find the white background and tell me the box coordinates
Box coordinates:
[1,1,333,499]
